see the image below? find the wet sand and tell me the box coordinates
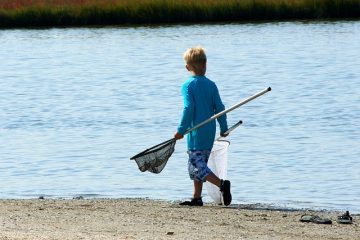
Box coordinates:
[0,198,358,240]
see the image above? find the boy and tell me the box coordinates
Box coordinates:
[174,46,232,206]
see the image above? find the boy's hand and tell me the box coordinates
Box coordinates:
[174,132,183,140]
[220,132,229,137]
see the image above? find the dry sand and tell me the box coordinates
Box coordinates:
[0,198,358,240]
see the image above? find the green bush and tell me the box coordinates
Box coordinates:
[0,0,359,28]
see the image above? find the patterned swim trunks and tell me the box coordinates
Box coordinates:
[187,150,212,182]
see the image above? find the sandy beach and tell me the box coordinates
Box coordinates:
[0,198,358,240]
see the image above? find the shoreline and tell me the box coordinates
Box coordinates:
[0,198,358,239]
[3,194,358,214]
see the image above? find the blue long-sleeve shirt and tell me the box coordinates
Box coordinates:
[177,75,228,151]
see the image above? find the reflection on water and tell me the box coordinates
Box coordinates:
[0,21,359,212]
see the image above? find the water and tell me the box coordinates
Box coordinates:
[1,21,359,213]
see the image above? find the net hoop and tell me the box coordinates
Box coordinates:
[130,138,176,160]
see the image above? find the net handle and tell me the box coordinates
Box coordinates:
[183,87,271,135]
[216,120,242,141]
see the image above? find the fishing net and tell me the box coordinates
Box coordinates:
[206,140,230,204]
[130,138,176,174]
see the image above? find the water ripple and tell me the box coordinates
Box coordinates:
[1,21,360,212]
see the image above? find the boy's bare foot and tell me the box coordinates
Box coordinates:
[220,180,232,206]
[179,197,203,206]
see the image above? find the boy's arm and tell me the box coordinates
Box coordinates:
[176,84,194,137]
[213,85,228,134]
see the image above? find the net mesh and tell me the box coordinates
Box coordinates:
[206,140,230,204]
[130,138,176,174]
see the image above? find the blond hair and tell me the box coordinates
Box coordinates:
[183,46,207,67]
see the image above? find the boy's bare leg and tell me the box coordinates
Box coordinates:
[206,173,221,188]
[194,173,221,198]
[193,180,203,199]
